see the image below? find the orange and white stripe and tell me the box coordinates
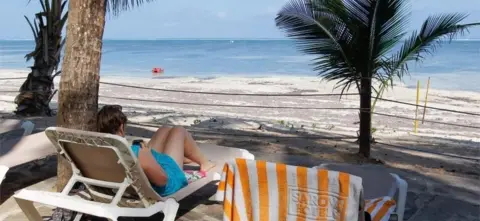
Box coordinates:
[216,158,364,221]
[365,197,397,221]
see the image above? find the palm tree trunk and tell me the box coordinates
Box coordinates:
[359,76,372,158]
[55,0,105,191]
[15,68,55,116]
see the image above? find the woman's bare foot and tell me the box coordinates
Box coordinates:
[200,161,216,172]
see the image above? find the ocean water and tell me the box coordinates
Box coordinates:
[1,39,479,92]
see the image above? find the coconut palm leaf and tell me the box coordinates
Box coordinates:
[17,0,68,116]
[105,0,157,16]
[42,28,49,63]
[276,0,411,94]
[276,0,480,157]
[389,14,480,80]
[24,16,38,41]
[371,15,480,114]
[276,0,356,93]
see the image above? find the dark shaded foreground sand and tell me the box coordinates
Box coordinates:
[0,112,479,220]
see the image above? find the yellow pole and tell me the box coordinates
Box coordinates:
[414,80,420,133]
[422,77,431,124]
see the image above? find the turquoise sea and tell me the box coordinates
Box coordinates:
[1,39,479,92]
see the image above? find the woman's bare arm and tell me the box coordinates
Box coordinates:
[137,143,168,186]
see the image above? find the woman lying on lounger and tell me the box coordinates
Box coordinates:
[96,105,215,196]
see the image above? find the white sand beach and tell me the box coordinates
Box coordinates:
[1,69,479,141]
[2,68,480,170]
[1,69,480,220]
[1,69,480,172]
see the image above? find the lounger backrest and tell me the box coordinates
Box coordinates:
[62,142,127,182]
[44,127,163,206]
[318,163,396,199]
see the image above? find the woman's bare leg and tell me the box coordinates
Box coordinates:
[183,128,215,171]
[163,127,214,171]
[147,126,193,164]
[147,126,172,152]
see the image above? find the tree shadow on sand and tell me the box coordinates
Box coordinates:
[128,115,480,220]
[1,109,479,220]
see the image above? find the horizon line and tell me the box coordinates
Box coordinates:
[2,38,480,41]
[0,38,290,41]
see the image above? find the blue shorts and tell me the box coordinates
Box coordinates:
[131,144,188,196]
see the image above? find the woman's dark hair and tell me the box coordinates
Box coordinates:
[97,105,127,134]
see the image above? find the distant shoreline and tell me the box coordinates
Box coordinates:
[1,68,479,93]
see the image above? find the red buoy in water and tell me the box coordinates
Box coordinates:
[152,67,164,76]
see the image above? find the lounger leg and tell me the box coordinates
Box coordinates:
[73,213,83,221]
[163,198,179,221]
[14,198,42,221]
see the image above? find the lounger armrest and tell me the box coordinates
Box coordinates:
[390,173,407,221]
[73,175,127,189]
[15,189,122,219]
[239,149,255,160]
[14,189,168,219]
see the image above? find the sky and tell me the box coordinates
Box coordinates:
[0,0,479,40]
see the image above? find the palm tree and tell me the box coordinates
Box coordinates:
[275,0,479,158]
[56,0,157,190]
[15,0,68,117]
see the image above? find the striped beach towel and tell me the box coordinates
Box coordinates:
[365,197,396,221]
[215,159,364,221]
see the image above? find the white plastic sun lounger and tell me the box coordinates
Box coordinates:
[0,119,34,137]
[0,120,35,150]
[13,127,254,221]
[314,163,408,221]
[0,120,34,184]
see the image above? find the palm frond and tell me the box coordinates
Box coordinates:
[374,0,410,58]
[389,13,480,80]
[38,0,46,12]
[105,0,157,16]
[24,16,38,40]
[276,0,360,94]
[24,0,68,69]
